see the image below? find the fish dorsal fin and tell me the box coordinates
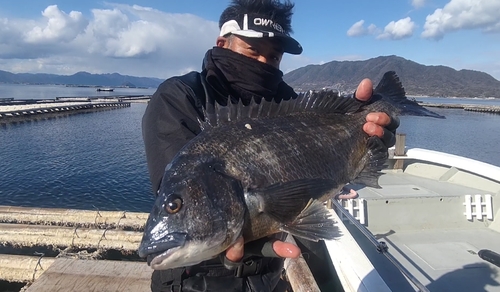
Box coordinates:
[199,91,362,130]
[351,137,389,188]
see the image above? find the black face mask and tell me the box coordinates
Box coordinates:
[203,47,294,104]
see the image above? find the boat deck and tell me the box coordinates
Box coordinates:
[343,160,500,291]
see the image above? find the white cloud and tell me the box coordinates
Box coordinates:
[412,0,427,9]
[347,20,379,37]
[377,17,416,40]
[422,0,500,40]
[0,4,219,78]
[24,5,88,44]
[347,20,366,37]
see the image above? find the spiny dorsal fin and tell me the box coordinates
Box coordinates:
[198,90,363,130]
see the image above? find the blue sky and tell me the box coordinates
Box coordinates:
[0,0,499,80]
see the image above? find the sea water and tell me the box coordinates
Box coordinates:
[1,85,499,211]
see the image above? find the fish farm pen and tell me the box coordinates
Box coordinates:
[0,206,150,292]
[0,95,152,125]
[0,206,321,292]
[420,102,500,114]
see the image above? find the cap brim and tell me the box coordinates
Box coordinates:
[230,30,303,55]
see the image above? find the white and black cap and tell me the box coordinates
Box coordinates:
[219,13,303,55]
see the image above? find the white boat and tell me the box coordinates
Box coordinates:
[298,145,500,292]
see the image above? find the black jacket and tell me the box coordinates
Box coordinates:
[142,54,296,194]
[143,71,209,193]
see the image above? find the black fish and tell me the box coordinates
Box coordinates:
[138,71,444,270]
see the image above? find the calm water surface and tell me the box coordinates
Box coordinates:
[1,85,499,212]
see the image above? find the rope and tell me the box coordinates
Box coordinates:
[32,252,45,282]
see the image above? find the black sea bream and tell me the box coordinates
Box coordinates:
[138,71,444,270]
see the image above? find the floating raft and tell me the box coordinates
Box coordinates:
[0,206,147,291]
[420,103,500,114]
[24,258,152,292]
[0,101,131,124]
[0,205,320,292]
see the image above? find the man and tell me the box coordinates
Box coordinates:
[142,0,398,291]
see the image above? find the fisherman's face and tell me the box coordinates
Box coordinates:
[217,35,284,69]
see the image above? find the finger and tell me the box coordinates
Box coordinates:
[363,122,396,147]
[272,240,301,259]
[381,128,396,148]
[354,79,373,102]
[365,112,391,127]
[386,116,400,132]
[363,122,384,138]
[225,236,244,263]
[337,189,359,200]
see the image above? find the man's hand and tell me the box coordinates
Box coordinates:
[355,78,399,147]
[225,236,300,264]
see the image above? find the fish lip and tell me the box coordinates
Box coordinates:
[147,246,182,268]
[138,232,187,261]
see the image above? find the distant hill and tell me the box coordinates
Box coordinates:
[0,70,164,88]
[2,56,499,97]
[284,55,500,98]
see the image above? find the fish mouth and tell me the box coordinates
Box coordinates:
[138,232,187,266]
[147,246,183,268]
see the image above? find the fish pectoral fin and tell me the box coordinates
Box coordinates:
[352,137,388,188]
[280,199,338,242]
[252,178,337,222]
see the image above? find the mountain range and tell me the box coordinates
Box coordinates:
[284,55,500,98]
[1,55,499,97]
[0,70,164,89]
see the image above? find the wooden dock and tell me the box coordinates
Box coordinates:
[421,102,500,114]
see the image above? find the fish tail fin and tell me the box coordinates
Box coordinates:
[372,71,445,119]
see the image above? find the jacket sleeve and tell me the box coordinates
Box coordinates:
[142,77,202,194]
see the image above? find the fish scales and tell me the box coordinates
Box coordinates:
[187,111,363,188]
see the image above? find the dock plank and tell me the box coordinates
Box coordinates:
[25,258,152,292]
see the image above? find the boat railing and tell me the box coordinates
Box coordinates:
[389,134,500,184]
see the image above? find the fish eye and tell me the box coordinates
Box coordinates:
[164,196,183,214]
